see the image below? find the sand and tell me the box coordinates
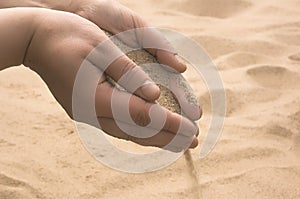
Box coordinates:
[1,0,300,198]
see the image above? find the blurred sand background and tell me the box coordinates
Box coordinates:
[1,0,300,198]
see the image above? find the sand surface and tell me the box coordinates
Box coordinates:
[1,0,300,198]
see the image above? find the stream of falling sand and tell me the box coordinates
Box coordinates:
[184,150,202,199]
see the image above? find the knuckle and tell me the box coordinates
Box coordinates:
[118,9,140,30]
[132,105,151,127]
[95,82,110,117]
[163,114,172,132]
[121,58,136,76]
[164,111,179,133]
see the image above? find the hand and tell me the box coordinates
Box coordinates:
[17,8,200,152]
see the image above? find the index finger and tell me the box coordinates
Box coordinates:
[112,27,187,73]
[87,33,160,102]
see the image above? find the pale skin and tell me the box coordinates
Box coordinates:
[0,0,202,152]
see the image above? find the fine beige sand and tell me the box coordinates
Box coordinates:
[1,0,300,198]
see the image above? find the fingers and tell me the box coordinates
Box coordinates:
[115,27,187,73]
[88,37,201,121]
[169,79,202,121]
[97,117,198,152]
[87,36,160,102]
[95,81,199,137]
[106,57,160,101]
[73,63,199,151]
[156,51,187,73]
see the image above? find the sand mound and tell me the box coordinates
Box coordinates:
[289,53,300,61]
[216,52,270,70]
[0,173,42,198]
[191,35,238,58]
[246,65,300,89]
[170,0,252,18]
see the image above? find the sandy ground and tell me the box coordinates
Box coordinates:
[1,0,300,198]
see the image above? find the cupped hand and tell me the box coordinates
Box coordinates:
[24,8,199,152]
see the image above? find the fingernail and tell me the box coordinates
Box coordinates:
[175,55,187,72]
[190,136,199,148]
[141,81,160,101]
